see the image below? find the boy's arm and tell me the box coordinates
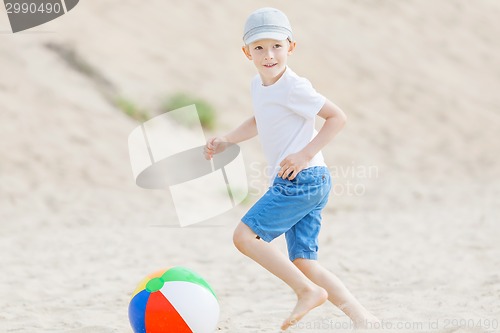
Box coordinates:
[204,116,257,160]
[278,99,347,180]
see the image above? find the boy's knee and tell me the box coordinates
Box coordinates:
[233,222,253,253]
[293,257,307,268]
[293,258,316,272]
[232,227,244,250]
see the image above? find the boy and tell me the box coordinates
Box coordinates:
[204,7,379,330]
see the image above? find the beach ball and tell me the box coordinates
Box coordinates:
[129,266,220,333]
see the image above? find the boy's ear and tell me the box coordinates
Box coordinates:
[288,41,297,55]
[242,45,252,60]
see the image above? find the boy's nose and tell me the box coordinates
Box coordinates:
[265,50,274,60]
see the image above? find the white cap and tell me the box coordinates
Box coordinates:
[243,7,293,45]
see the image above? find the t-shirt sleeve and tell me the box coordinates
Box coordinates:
[287,78,326,120]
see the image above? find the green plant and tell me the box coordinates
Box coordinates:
[115,97,149,122]
[161,93,216,130]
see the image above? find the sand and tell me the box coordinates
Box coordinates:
[1,0,499,332]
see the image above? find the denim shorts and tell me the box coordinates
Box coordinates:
[241,166,332,261]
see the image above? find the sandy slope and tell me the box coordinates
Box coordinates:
[1,1,499,332]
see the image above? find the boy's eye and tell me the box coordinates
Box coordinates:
[254,46,263,50]
[274,44,282,48]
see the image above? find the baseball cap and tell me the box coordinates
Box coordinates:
[243,7,293,45]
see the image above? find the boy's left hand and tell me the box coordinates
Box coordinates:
[278,152,310,180]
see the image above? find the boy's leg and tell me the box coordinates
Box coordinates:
[233,222,328,330]
[293,258,380,328]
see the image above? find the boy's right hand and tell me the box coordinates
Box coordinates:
[204,136,228,160]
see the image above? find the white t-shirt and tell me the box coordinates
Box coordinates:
[251,67,327,183]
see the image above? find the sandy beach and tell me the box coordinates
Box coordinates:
[1,1,500,332]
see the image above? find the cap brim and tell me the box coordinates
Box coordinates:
[244,31,289,45]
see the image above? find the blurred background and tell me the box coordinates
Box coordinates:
[1,1,499,332]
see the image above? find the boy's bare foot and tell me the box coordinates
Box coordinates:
[281,286,328,330]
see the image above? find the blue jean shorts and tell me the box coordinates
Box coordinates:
[241,166,332,261]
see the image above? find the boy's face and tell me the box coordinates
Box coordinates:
[242,39,296,85]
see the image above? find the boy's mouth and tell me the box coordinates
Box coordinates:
[263,63,277,68]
